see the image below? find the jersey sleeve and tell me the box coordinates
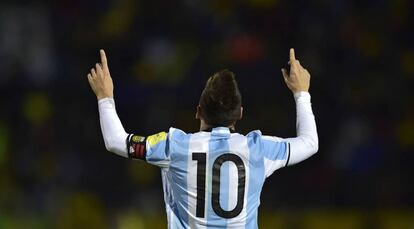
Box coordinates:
[127,131,170,168]
[261,135,290,177]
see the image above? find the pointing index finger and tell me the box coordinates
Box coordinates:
[100,49,108,68]
[289,48,296,62]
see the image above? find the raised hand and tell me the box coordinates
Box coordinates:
[281,48,310,93]
[87,49,114,100]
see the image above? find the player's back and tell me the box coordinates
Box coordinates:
[162,127,289,228]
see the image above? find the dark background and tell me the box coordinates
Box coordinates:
[0,0,413,228]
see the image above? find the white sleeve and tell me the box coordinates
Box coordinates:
[284,91,319,165]
[98,98,129,158]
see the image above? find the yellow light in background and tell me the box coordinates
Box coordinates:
[357,31,382,59]
[378,210,414,229]
[117,209,146,229]
[301,210,364,229]
[258,211,287,228]
[99,0,137,40]
[117,209,167,229]
[56,192,108,229]
[128,161,158,186]
[133,41,198,86]
[22,93,52,126]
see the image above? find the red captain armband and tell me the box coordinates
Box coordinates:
[126,134,147,160]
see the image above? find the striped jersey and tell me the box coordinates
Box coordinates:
[127,126,290,229]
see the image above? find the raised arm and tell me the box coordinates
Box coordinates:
[87,50,129,157]
[281,48,318,165]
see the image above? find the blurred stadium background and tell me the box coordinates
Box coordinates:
[0,0,413,228]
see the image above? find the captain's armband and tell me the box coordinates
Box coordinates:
[126,134,147,160]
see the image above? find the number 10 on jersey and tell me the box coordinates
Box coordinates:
[192,152,246,219]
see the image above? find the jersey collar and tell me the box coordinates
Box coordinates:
[202,127,235,134]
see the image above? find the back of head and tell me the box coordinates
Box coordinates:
[199,69,242,127]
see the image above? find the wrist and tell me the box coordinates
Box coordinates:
[98,97,116,110]
[292,89,308,94]
[293,91,310,100]
[96,94,113,100]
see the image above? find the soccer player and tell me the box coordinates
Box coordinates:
[87,48,318,228]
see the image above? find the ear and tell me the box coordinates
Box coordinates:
[238,106,243,120]
[195,105,201,119]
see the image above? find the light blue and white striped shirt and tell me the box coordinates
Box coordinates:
[98,92,318,229]
[138,127,289,228]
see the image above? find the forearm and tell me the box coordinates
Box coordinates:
[285,91,318,165]
[98,98,129,157]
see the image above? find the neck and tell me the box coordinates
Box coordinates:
[199,121,235,132]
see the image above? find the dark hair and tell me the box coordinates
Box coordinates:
[199,69,242,127]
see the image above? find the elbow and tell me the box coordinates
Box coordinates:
[287,134,318,165]
[104,140,115,152]
[105,144,116,153]
[310,141,318,155]
[103,137,118,153]
[309,136,319,155]
[103,135,129,158]
[300,134,318,155]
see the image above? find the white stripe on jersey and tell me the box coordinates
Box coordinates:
[187,132,210,228]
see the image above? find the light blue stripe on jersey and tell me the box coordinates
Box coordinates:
[206,127,230,228]
[169,129,191,227]
[262,138,288,160]
[246,131,266,229]
[146,138,169,167]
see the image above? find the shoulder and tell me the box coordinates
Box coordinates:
[261,135,284,142]
[246,129,262,137]
[166,127,193,142]
[245,130,284,144]
[146,131,168,148]
[168,127,189,135]
[245,129,263,142]
[146,128,181,147]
